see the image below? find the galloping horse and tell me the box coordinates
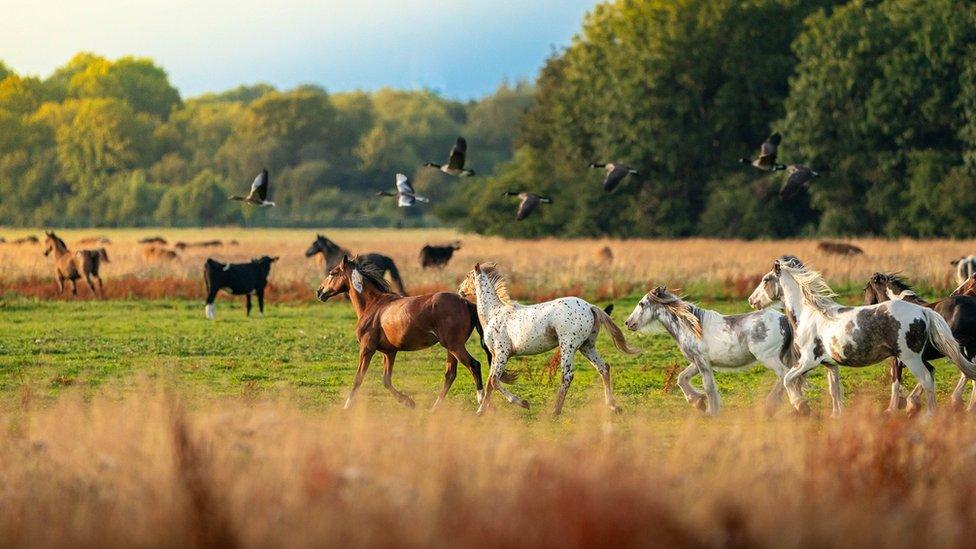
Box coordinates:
[43,231,109,297]
[864,273,976,412]
[317,255,503,410]
[458,263,639,415]
[624,286,803,415]
[749,259,976,416]
[306,234,407,295]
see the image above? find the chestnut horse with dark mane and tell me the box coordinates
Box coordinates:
[43,231,109,297]
[316,255,508,410]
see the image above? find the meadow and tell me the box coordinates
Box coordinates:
[3,228,976,547]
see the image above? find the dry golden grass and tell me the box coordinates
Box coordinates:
[4,388,976,547]
[2,227,975,300]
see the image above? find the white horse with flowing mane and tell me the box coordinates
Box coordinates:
[624,286,813,415]
[749,258,976,416]
[458,263,640,415]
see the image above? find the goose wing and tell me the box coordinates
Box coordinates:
[395,173,415,195]
[757,133,780,166]
[780,165,812,199]
[516,193,540,221]
[248,169,269,201]
[603,164,630,192]
[447,137,467,170]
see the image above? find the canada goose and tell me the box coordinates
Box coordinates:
[739,133,786,171]
[376,174,430,207]
[424,136,475,177]
[588,163,639,192]
[230,169,275,206]
[779,164,820,199]
[503,191,551,221]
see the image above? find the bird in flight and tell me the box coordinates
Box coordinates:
[503,191,551,221]
[739,133,786,171]
[230,169,275,207]
[779,164,820,199]
[589,163,639,192]
[376,174,430,207]
[425,137,475,177]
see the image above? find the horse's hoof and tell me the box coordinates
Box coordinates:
[517,399,530,410]
[951,399,965,412]
[402,398,416,409]
[794,401,811,416]
[610,405,623,415]
[897,396,908,410]
[693,397,708,412]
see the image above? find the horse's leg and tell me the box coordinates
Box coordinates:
[344,347,375,410]
[887,358,907,412]
[84,273,97,297]
[70,278,78,295]
[245,294,252,316]
[951,373,967,410]
[55,275,64,295]
[96,274,104,298]
[552,339,581,416]
[430,353,458,411]
[825,365,844,418]
[450,345,484,405]
[695,359,721,416]
[903,357,936,417]
[676,363,706,411]
[757,356,787,416]
[906,360,935,415]
[579,343,621,414]
[478,351,526,415]
[783,353,819,415]
[380,351,415,408]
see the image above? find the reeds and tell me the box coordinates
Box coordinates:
[3,388,976,547]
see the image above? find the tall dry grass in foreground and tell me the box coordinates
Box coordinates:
[4,390,976,547]
[2,227,975,300]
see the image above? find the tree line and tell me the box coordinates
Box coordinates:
[2,0,976,238]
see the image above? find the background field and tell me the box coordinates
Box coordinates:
[4,229,976,547]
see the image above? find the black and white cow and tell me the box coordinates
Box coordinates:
[203,256,278,319]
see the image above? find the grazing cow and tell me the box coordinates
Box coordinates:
[139,236,168,245]
[203,256,278,319]
[420,241,461,269]
[817,240,864,256]
[951,256,976,285]
[177,240,222,250]
[142,245,179,262]
[12,235,39,245]
[77,236,111,245]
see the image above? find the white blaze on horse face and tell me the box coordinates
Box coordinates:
[749,273,777,309]
[350,270,364,293]
[625,297,661,333]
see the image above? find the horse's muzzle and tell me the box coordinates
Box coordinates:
[316,288,336,302]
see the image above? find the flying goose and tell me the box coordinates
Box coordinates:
[778,164,820,199]
[424,136,475,177]
[376,174,429,207]
[503,191,551,221]
[230,169,275,206]
[589,163,639,192]
[739,133,786,171]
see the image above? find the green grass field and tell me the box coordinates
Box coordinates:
[3,292,966,417]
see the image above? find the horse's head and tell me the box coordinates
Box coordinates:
[458,262,489,299]
[305,234,328,257]
[43,231,64,257]
[624,286,675,334]
[317,255,358,301]
[748,255,803,309]
[863,273,889,305]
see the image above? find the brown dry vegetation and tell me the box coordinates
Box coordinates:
[2,228,975,301]
[3,389,976,548]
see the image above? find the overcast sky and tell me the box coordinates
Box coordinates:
[3,0,597,99]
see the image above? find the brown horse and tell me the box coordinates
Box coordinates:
[43,231,109,297]
[316,255,506,410]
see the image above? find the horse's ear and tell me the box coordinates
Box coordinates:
[773,260,782,274]
[340,255,349,267]
[474,262,481,273]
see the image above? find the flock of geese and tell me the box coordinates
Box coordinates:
[228,133,819,219]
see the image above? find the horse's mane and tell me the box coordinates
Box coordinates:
[475,263,515,305]
[871,272,915,297]
[647,287,703,339]
[47,232,67,250]
[780,262,838,318]
[353,256,392,293]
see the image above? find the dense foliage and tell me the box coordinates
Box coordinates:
[2,0,976,237]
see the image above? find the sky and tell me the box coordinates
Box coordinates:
[3,0,597,99]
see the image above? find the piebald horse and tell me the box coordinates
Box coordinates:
[624,286,807,415]
[458,263,640,415]
[317,255,502,410]
[43,231,108,297]
[749,259,976,416]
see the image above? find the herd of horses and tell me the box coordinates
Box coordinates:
[22,230,976,416]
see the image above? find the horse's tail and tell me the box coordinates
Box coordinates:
[467,301,516,384]
[924,309,976,380]
[591,305,641,355]
[387,258,407,296]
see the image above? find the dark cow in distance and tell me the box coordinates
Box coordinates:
[817,240,864,256]
[420,241,461,269]
[204,256,278,319]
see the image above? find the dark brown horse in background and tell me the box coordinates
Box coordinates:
[864,273,976,412]
[306,234,407,295]
[43,231,109,297]
[316,255,509,410]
